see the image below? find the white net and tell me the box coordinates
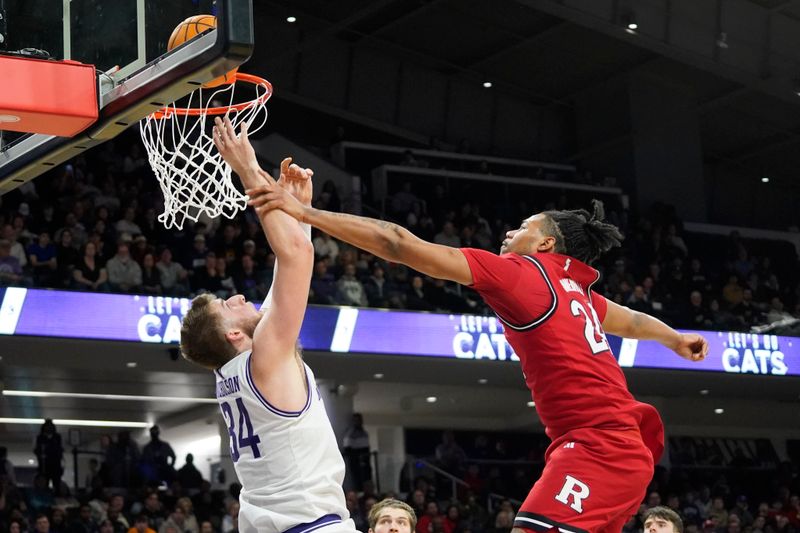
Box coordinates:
[139,75,271,230]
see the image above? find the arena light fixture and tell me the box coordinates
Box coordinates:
[621,13,638,32]
[478,378,488,384]
[527,401,536,407]
[2,390,217,404]
[482,81,493,88]
[286,16,297,23]
[126,361,138,368]
[761,177,770,183]
[0,417,150,428]
[714,408,724,414]
[426,396,438,403]
[699,389,710,395]
[373,373,384,379]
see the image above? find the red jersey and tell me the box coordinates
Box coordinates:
[462,248,664,461]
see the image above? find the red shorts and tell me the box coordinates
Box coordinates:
[514,427,655,533]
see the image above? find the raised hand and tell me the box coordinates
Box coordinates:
[276,157,314,207]
[212,116,258,178]
[672,332,709,362]
[247,179,308,223]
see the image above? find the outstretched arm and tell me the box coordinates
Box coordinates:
[245,184,475,286]
[213,118,313,366]
[602,299,708,362]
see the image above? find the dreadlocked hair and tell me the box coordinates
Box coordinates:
[542,199,623,264]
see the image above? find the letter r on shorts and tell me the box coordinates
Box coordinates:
[554,475,590,513]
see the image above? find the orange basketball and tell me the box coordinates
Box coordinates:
[167,14,238,88]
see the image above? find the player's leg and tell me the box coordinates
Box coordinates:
[513,428,653,533]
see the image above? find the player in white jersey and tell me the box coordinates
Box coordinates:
[180,117,357,533]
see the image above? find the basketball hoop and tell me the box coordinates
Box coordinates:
[139,72,272,230]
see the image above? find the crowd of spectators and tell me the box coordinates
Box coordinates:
[405,430,800,533]
[5,421,799,533]
[2,130,800,337]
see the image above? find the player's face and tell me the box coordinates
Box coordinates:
[644,517,676,533]
[216,294,262,338]
[369,508,413,533]
[501,214,550,255]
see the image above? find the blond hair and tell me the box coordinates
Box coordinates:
[368,499,416,532]
[180,293,237,370]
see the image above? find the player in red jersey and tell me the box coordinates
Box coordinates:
[246,178,708,533]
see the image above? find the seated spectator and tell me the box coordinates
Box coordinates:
[406,276,435,311]
[2,223,28,269]
[116,207,142,237]
[131,235,150,265]
[417,502,441,533]
[364,264,395,308]
[188,234,210,271]
[310,259,338,305]
[199,522,214,533]
[313,231,340,262]
[233,255,266,301]
[128,515,157,533]
[106,243,143,293]
[55,212,89,250]
[337,263,368,307]
[722,275,744,308]
[489,510,513,533]
[215,256,236,298]
[140,253,163,295]
[0,239,24,287]
[625,285,652,313]
[28,231,58,285]
[192,252,222,294]
[433,222,461,248]
[156,248,188,296]
[686,291,712,329]
[73,242,108,292]
[175,498,199,533]
[140,491,166,531]
[221,501,239,533]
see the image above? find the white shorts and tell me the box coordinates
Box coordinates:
[238,498,361,533]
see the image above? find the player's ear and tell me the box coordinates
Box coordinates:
[537,235,556,253]
[225,329,244,344]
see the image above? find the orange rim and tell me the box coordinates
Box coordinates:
[149,72,272,119]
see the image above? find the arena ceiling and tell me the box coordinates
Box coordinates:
[257,0,800,187]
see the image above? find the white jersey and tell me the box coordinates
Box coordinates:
[215,352,355,533]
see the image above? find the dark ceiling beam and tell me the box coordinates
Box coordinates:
[564,86,750,162]
[514,0,800,107]
[353,0,448,38]
[465,20,570,68]
[557,54,663,103]
[265,2,573,108]
[262,0,404,58]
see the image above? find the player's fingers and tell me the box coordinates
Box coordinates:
[240,120,249,138]
[280,158,292,177]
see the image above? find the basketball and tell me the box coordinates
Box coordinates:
[167,14,238,88]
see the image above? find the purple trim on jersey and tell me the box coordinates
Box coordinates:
[214,368,225,380]
[245,355,313,418]
[282,514,342,533]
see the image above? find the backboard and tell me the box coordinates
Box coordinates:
[0,0,254,194]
